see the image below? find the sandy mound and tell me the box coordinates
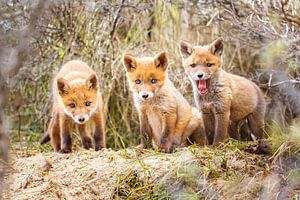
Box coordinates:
[2,145,299,199]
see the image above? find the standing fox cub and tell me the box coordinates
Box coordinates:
[180,38,266,144]
[40,60,105,153]
[123,52,207,153]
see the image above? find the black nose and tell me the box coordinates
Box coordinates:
[78,116,85,122]
[142,94,149,99]
[197,74,204,78]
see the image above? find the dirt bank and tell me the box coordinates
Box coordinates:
[2,143,299,199]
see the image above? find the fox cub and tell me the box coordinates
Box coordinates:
[123,51,207,153]
[40,60,105,153]
[180,38,266,144]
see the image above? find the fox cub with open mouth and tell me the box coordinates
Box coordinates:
[180,38,266,144]
[40,60,105,153]
[123,52,207,153]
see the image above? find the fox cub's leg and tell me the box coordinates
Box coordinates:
[184,109,207,146]
[228,121,241,140]
[78,124,93,149]
[92,112,106,151]
[159,113,177,153]
[213,111,230,144]
[188,123,207,146]
[247,110,265,139]
[59,115,73,153]
[48,110,60,151]
[202,111,215,145]
[138,114,152,149]
[160,113,199,153]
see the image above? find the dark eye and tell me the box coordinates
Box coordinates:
[151,79,157,84]
[190,64,196,68]
[85,101,91,107]
[135,79,141,84]
[69,103,76,108]
[207,63,213,67]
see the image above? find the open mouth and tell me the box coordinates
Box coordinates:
[197,80,209,94]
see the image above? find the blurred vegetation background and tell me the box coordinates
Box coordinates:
[1,0,300,153]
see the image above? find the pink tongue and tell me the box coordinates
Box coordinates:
[198,80,207,94]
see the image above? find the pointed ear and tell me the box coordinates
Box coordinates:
[123,54,137,72]
[57,78,69,95]
[86,74,98,89]
[154,51,168,71]
[179,41,193,59]
[210,37,224,56]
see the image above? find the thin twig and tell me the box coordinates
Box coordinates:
[259,78,300,88]
[109,0,125,59]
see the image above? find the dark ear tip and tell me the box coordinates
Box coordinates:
[57,78,68,93]
[57,77,65,84]
[156,51,168,59]
[91,74,97,80]
[155,51,168,70]
[215,37,224,43]
[123,55,128,62]
[161,51,168,56]
[179,41,193,57]
[122,54,130,63]
[87,74,98,89]
[123,54,135,62]
[123,54,137,71]
[179,40,189,46]
[123,54,135,59]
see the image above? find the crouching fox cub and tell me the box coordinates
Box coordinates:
[180,38,266,144]
[123,52,207,153]
[40,60,105,153]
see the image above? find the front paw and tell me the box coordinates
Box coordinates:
[82,138,93,150]
[159,146,173,153]
[136,142,145,149]
[159,142,178,153]
[59,147,72,154]
[95,143,106,151]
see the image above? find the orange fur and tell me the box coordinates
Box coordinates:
[41,60,105,153]
[180,38,266,144]
[123,52,207,153]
